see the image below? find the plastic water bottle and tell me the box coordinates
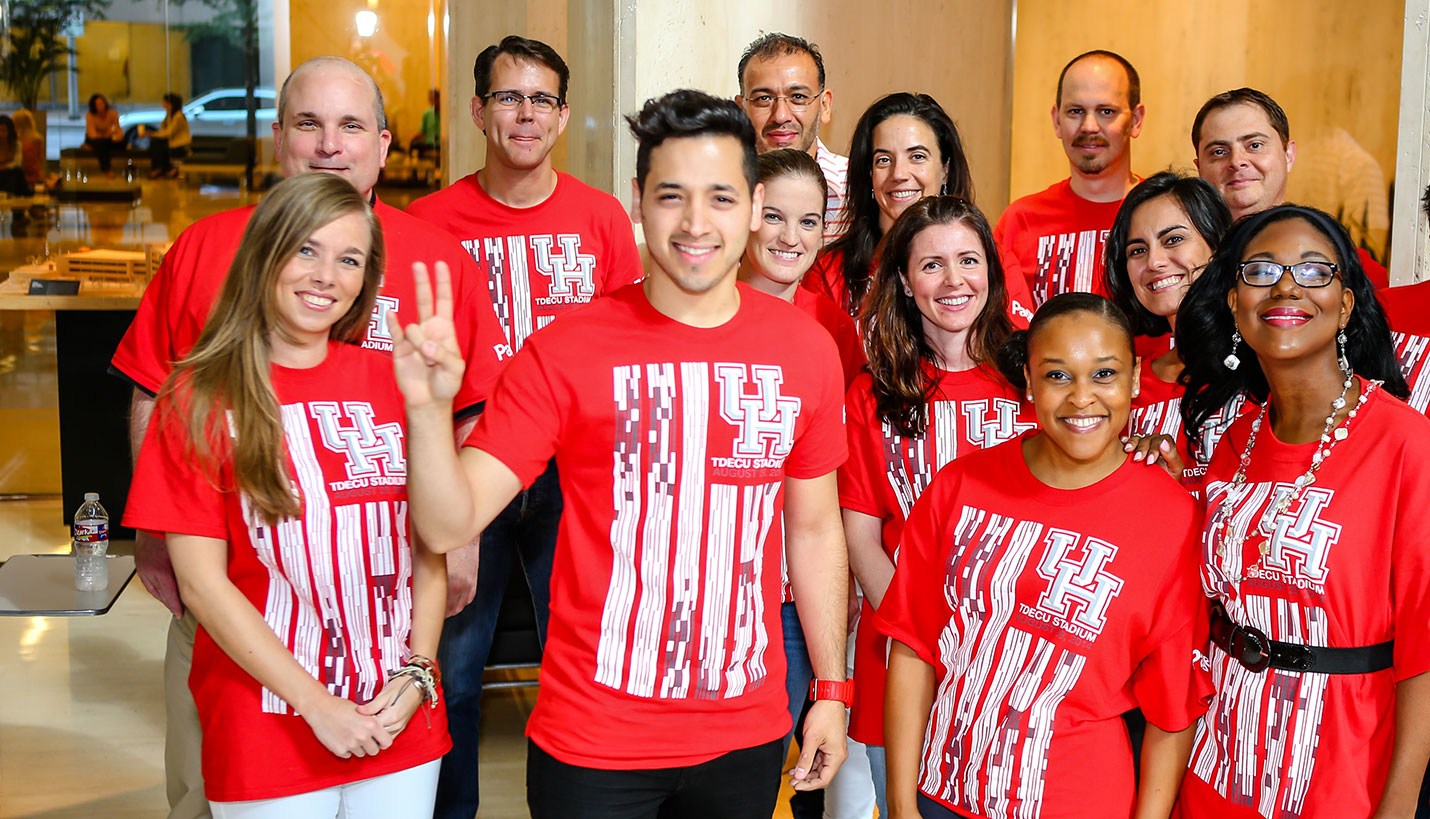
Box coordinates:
[73,492,110,591]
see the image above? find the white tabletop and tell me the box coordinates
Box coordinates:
[0,554,137,616]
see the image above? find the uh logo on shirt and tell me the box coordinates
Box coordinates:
[1244,485,1340,592]
[309,401,407,493]
[710,363,801,474]
[1019,527,1125,643]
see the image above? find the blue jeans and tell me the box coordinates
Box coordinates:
[781,602,825,819]
[866,743,888,818]
[433,461,559,819]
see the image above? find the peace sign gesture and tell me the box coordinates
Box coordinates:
[390,261,466,409]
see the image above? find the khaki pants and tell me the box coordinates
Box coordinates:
[165,612,210,819]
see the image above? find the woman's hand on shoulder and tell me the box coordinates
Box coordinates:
[390,260,465,410]
[1121,433,1186,482]
[300,690,394,759]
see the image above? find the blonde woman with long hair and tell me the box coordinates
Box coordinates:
[124,172,450,817]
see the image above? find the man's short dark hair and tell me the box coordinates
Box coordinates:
[737,33,826,94]
[1191,88,1291,150]
[1055,50,1140,109]
[473,35,570,103]
[625,89,758,193]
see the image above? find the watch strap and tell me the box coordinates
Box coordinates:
[809,678,855,706]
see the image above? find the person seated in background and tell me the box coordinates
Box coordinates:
[84,93,125,178]
[411,88,440,158]
[12,110,50,190]
[0,115,32,196]
[140,93,190,179]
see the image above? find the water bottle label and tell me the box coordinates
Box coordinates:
[74,521,108,543]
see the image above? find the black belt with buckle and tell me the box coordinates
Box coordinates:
[1210,603,1394,675]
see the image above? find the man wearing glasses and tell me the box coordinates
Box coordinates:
[405,34,641,819]
[736,33,849,243]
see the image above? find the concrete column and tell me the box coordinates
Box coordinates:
[1391,0,1430,284]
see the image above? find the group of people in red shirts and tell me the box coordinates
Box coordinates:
[111,29,1430,819]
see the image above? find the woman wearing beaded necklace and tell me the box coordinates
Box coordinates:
[1175,205,1430,818]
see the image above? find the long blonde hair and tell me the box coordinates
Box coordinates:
[158,172,385,523]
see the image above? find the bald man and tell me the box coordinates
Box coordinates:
[994,50,1146,310]
[112,57,505,818]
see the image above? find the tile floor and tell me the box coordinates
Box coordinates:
[0,174,815,818]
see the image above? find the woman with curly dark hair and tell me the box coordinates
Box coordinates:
[1174,205,1430,818]
[838,196,1029,815]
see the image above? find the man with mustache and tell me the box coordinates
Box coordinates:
[404,34,642,819]
[994,50,1145,308]
[736,33,849,243]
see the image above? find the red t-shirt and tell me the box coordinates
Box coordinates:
[1379,281,1430,415]
[1181,380,1430,818]
[876,437,1208,818]
[121,342,450,801]
[994,178,1130,308]
[1358,247,1389,290]
[405,171,642,357]
[465,282,847,769]
[1130,366,1249,489]
[110,200,506,412]
[793,286,865,389]
[802,248,1034,329]
[839,365,1033,745]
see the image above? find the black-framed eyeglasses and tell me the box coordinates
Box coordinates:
[744,91,820,110]
[1237,260,1340,288]
[483,90,564,113]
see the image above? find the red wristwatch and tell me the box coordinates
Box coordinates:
[809,678,855,707]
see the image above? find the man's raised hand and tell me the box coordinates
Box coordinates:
[390,261,465,408]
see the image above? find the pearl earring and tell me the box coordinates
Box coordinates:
[1223,328,1242,371]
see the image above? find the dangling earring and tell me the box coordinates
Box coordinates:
[1337,329,1351,376]
[940,181,947,196]
[1223,328,1242,371]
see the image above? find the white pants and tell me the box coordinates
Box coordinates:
[208,759,439,819]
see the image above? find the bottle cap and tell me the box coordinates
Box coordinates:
[84,492,99,501]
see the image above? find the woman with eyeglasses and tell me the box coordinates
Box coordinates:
[1102,173,1241,487]
[801,93,1034,325]
[1174,204,1430,818]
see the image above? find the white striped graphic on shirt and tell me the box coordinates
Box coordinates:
[1393,331,1430,412]
[236,404,408,714]
[1191,479,1335,818]
[481,237,513,347]
[600,362,779,701]
[917,506,1100,819]
[506,235,535,352]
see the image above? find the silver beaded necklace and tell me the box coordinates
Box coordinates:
[1212,374,1379,583]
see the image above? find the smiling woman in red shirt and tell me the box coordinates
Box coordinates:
[839,195,1031,817]
[123,173,450,817]
[1174,205,1430,819]
[1102,172,1242,488]
[878,294,1209,819]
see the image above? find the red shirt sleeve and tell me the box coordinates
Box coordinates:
[1357,247,1389,291]
[464,338,564,486]
[838,376,887,518]
[111,215,240,392]
[1391,429,1430,681]
[873,471,960,666]
[601,201,644,291]
[784,330,849,479]
[120,397,229,540]
[1128,513,1213,732]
